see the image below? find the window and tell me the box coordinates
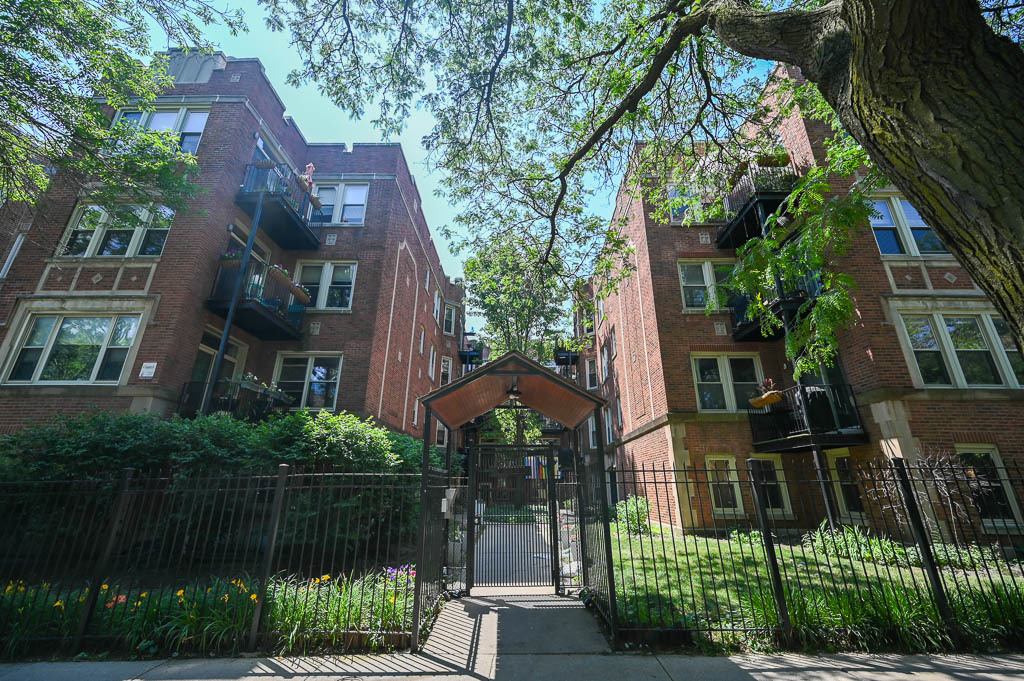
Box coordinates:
[609,328,617,358]
[0,233,25,278]
[678,260,732,309]
[419,327,425,355]
[6,315,139,384]
[750,455,792,516]
[667,184,690,224]
[440,356,452,385]
[433,290,441,324]
[597,298,605,324]
[707,456,743,515]
[581,310,595,336]
[827,450,866,521]
[295,262,356,310]
[956,445,1022,530]
[116,107,208,154]
[435,421,448,446]
[412,400,419,426]
[59,204,174,258]
[443,304,457,335]
[275,355,341,410]
[900,312,1021,388]
[601,345,610,381]
[692,355,761,412]
[616,395,624,428]
[604,407,614,444]
[870,197,947,256]
[587,414,597,449]
[308,183,369,224]
[424,269,430,291]
[228,225,270,264]
[428,345,437,380]
[585,359,598,389]
[189,330,243,384]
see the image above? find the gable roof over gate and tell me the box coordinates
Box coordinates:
[419,351,605,430]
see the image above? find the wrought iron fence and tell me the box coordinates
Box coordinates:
[606,459,1024,650]
[0,467,437,657]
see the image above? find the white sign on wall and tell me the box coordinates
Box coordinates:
[139,362,157,379]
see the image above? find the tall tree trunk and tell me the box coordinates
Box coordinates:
[711,0,1024,351]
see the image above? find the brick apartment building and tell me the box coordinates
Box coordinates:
[575,63,1024,531]
[0,51,464,442]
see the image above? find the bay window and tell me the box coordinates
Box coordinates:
[275,354,342,410]
[59,204,174,258]
[6,314,140,384]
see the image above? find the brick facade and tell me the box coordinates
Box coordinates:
[0,53,463,436]
[574,63,1024,531]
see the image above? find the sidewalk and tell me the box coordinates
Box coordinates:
[2,592,1021,680]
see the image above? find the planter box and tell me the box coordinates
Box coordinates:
[748,391,783,408]
[267,267,290,286]
[290,286,311,304]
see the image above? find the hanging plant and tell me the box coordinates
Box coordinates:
[290,282,311,304]
[267,264,291,285]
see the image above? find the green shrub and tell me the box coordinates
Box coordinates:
[615,495,651,535]
[802,521,909,566]
[0,410,445,480]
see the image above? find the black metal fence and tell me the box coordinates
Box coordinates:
[0,466,438,657]
[605,458,1024,650]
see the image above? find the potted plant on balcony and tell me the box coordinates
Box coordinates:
[219,248,244,269]
[748,378,783,408]
[267,264,291,286]
[289,282,311,304]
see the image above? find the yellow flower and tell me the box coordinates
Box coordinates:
[133,601,142,607]
[206,588,212,594]
[17,586,25,593]
[320,574,331,582]
[250,594,257,601]
[4,585,12,595]
[140,592,148,598]
[220,594,229,603]
[101,584,109,591]
[53,600,64,608]
[311,577,320,585]
[176,589,185,597]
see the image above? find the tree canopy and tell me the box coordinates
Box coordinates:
[257,0,1024,374]
[0,0,244,231]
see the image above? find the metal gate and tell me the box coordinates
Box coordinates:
[466,445,562,589]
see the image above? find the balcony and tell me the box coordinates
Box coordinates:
[178,380,295,421]
[747,383,868,453]
[236,163,322,249]
[554,346,580,366]
[207,259,304,340]
[716,163,798,249]
[731,271,822,342]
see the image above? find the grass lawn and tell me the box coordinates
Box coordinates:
[609,524,1024,651]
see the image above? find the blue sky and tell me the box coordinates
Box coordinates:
[194,15,617,333]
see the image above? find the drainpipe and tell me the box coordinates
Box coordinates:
[201,187,266,414]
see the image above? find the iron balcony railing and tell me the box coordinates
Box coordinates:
[724,162,799,216]
[209,259,305,332]
[238,163,323,245]
[178,379,294,420]
[731,270,823,330]
[747,382,864,445]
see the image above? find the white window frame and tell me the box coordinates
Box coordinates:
[3,313,142,385]
[585,358,598,390]
[435,421,448,447]
[825,448,867,525]
[294,261,358,310]
[692,353,764,413]
[749,453,793,518]
[667,184,691,225]
[869,194,949,257]
[428,345,437,380]
[609,328,617,358]
[57,203,174,259]
[587,414,597,449]
[601,345,610,381]
[433,290,441,325]
[678,259,734,311]
[954,444,1024,533]
[604,406,614,444]
[419,327,425,355]
[596,298,605,326]
[272,353,343,411]
[113,106,209,154]
[412,400,419,426]
[0,233,25,278]
[424,269,430,291]
[190,326,248,384]
[616,395,624,428]
[308,182,369,225]
[443,304,458,336]
[706,455,744,517]
[440,356,452,385]
[897,311,1021,389]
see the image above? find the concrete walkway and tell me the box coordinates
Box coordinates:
[1,592,1022,680]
